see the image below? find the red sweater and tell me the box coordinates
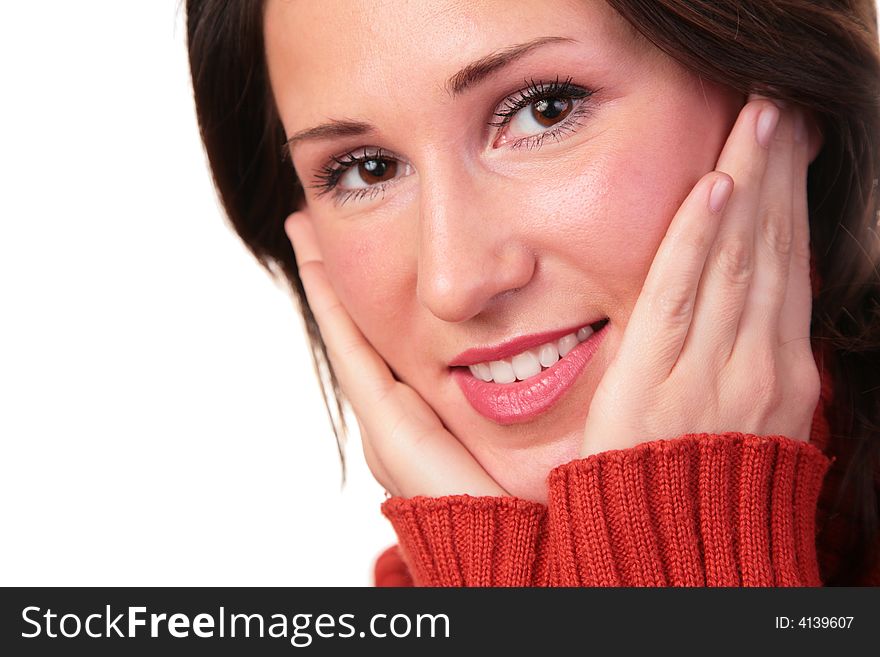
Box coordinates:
[374,343,880,586]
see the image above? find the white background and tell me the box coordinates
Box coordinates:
[0,1,394,586]
[1,2,878,586]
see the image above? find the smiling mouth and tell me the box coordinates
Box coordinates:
[450,318,610,425]
[454,318,609,384]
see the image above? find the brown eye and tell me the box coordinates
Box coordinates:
[358,158,397,184]
[329,149,413,199]
[490,78,594,149]
[531,97,573,127]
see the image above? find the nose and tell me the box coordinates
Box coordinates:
[416,167,536,323]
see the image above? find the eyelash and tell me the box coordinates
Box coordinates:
[311,148,392,205]
[488,76,595,150]
[309,76,596,205]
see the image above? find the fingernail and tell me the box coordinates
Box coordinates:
[756,105,780,148]
[709,176,733,213]
[793,110,807,144]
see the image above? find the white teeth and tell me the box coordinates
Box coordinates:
[468,363,494,381]
[557,333,579,357]
[466,321,604,384]
[511,350,541,381]
[489,359,516,384]
[538,343,559,368]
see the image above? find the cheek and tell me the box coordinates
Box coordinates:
[601,138,701,279]
[318,223,413,353]
[527,111,728,312]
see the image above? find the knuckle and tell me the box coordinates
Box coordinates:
[778,340,821,394]
[335,334,362,361]
[297,259,325,284]
[793,357,822,408]
[367,377,397,407]
[713,236,753,285]
[655,282,694,324]
[359,423,392,487]
[679,226,712,253]
[760,209,793,258]
[325,333,358,365]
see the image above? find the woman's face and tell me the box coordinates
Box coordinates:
[265,0,744,501]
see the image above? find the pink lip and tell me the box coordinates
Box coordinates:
[448,318,606,366]
[451,320,609,424]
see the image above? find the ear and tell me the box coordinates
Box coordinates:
[284,208,324,266]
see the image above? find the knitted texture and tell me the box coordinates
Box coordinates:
[546,433,829,586]
[380,495,547,586]
[380,433,831,587]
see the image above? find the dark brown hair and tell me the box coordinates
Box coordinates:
[186,0,880,584]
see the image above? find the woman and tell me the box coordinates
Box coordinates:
[186,0,880,585]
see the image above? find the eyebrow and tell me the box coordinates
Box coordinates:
[283,35,575,151]
[445,36,575,96]
[284,119,374,152]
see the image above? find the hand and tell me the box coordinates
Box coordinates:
[580,96,822,457]
[284,211,508,498]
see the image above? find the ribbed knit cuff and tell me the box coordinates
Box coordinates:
[381,495,547,586]
[547,433,831,586]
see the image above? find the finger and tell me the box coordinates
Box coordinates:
[680,97,779,366]
[614,170,733,384]
[777,109,814,348]
[733,105,797,354]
